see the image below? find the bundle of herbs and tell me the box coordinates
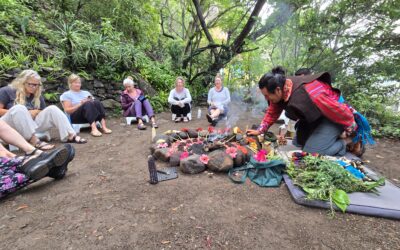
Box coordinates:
[286,155,385,216]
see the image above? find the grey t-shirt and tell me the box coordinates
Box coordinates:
[60,90,92,106]
[0,86,46,110]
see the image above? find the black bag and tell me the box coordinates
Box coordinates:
[138,95,147,102]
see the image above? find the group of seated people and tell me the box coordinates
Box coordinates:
[121,74,231,128]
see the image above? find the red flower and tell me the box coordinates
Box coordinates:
[225,147,237,158]
[254,149,268,162]
[208,126,215,133]
[199,154,209,165]
[196,128,203,131]
[181,128,189,132]
[180,151,189,160]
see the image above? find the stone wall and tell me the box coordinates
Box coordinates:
[0,69,157,112]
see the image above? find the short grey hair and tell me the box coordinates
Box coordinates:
[123,78,134,87]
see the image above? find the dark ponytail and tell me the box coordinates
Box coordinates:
[258,66,286,93]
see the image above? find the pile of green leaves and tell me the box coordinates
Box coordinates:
[286,156,384,216]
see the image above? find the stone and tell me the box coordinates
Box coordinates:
[190,143,205,155]
[169,151,183,167]
[152,134,171,144]
[233,150,246,167]
[187,129,198,138]
[207,150,234,172]
[153,148,170,162]
[178,132,188,139]
[180,155,206,174]
[101,99,119,109]
[94,79,104,88]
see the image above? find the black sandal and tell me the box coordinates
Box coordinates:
[67,135,87,144]
[20,146,69,181]
[34,140,55,150]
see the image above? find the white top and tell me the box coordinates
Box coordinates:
[207,86,230,110]
[60,90,93,106]
[168,88,192,105]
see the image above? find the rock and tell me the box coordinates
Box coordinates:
[153,148,170,162]
[101,99,119,109]
[180,155,206,174]
[42,67,54,73]
[178,132,188,139]
[39,43,50,49]
[233,150,246,167]
[94,79,104,88]
[190,143,205,155]
[169,151,183,167]
[152,134,171,144]
[187,129,198,138]
[207,150,233,172]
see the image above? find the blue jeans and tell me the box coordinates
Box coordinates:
[296,118,346,156]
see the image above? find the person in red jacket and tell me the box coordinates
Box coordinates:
[247,66,356,156]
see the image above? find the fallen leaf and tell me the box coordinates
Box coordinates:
[107,227,114,232]
[161,240,171,244]
[375,154,384,159]
[16,205,29,211]
[189,216,196,220]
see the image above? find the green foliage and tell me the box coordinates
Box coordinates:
[43,92,59,102]
[287,155,384,216]
[0,53,18,72]
[148,90,169,113]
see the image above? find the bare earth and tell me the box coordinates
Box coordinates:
[1,110,399,249]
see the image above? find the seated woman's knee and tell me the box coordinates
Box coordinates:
[9,104,29,113]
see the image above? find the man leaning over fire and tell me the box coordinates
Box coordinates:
[247,66,371,157]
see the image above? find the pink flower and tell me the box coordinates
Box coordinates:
[199,154,209,165]
[156,142,168,148]
[180,151,189,160]
[254,149,268,162]
[225,147,237,158]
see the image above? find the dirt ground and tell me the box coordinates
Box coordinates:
[1,109,399,249]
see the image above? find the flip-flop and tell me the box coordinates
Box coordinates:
[34,140,55,151]
[91,131,102,137]
[67,135,87,144]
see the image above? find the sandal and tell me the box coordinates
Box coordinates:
[67,135,87,144]
[138,123,147,130]
[174,117,181,123]
[34,140,55,151]
[152,122,158,129]
[20,146,69,181]
[91,130,102,137]
[183,117,189,123]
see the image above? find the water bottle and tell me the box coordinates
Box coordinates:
[197,108,202,119]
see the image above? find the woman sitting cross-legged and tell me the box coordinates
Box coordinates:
[120,77,158,130]
[60,74,112,137]
[0,70,87,150]
[168,76,192,123]
[206,74,231,126]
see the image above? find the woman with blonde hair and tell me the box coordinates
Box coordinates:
[206,74,230,126]
[0,70,87,150]
[168,76,192,123]
[60,74,112,137]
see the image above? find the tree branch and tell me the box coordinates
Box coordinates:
[231,0,266,53]
[192,0,215,44]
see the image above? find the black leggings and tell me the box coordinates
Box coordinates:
[70,100,106,124]
[171,104,191,117]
